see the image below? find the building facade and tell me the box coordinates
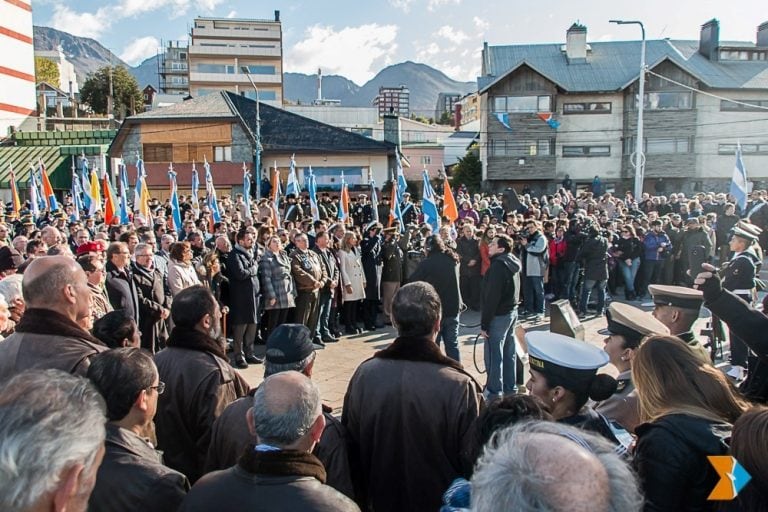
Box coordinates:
[435,92,461,120]
[478,20,768,196]
[1,0,35,137]
[158,40,189,95]
[373,85,410,117]
[188,13,283,105]
[34,45,79,97]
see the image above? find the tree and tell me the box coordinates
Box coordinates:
[35,57,59,86]
[436,111,455,126]
[80,65,143,118]
[451,148,482,193]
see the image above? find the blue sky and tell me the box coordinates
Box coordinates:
[33,0,762,84]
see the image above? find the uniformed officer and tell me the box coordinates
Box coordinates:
[352,194,373,228]
[283,194,302,223]
[400,192,419,226]
[595,302,670,433]
[648,284,711,364]
[525,331,625,448]
[721,224,759,368]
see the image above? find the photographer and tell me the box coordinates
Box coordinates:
[520,220,548,322]
[638,219,672,298]
[577,224,609,318]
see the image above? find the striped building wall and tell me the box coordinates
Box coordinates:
[0,0,36,136]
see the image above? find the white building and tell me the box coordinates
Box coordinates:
[34,45,79,97]
[0,0,35,136]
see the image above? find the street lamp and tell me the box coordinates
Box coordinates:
[610,19,646,201]
[241,66,262,201]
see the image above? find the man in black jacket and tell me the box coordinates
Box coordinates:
[409,235,463,362]
[480,234,521,400]
[88,348,189,512]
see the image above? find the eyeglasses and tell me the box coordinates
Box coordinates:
[148,381,165,395]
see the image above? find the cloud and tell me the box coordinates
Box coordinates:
[473,16,490,32]
[47,4,113,39]
[120,36,160,65]
[436,25,469,44]
[225,10,237,18]
[389,0,414,12]
[287,24,399,84]
[427,0,461,11]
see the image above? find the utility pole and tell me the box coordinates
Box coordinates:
[610,19,646,201]
[241,66,262,201]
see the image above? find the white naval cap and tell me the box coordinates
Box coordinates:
[526,331,609,378]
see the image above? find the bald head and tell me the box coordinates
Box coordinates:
[250,371,322,449]
[22,256,90,321]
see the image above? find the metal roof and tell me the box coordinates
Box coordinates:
[479,39,768,93]
[0,146,69,189]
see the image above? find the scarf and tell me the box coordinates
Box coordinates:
[166,325,227,360]
[15,308,105,346]
[238,446,326,483]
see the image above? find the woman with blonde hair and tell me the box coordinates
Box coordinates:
[167,241,200,296]
[632,334,749,511]
[338,231,365,335]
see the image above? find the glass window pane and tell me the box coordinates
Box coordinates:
[538,96,551,111]
[589,146,610,155]
[507,96,538,112]
[493,97,506,112]
[646,138,676,154]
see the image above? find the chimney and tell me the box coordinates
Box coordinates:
[274,10,280,22]
[566,23,587,62]
[758,21,768,47]
[454,103,462,130]
[317,68,322,102]
[383,114,401,147]
[482,41,490,75]
[699,19,720,60]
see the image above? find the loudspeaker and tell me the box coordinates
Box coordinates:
[549,299,585,340]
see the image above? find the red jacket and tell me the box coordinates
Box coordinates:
[548,237,567,267]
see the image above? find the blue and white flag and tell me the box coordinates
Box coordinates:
[495,112,512,131]
[370,180,379,223]
[70,157,82,221]
[28,164,41,218]
[134,157,146,212]
[191,162,200,214]
[80,154,92,211]
[421,170,440,231]
[168,165,182,232]
[118,158,130,224]
[204,157,221,223]
[731,143,748,213]
[395,150,408,204]
[242,163,252,219]
[308,166,319,221]
[286,154,300,197]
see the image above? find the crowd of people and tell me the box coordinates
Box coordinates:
[0,179,767,511]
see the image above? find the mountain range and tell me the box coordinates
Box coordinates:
[33,26,476,115]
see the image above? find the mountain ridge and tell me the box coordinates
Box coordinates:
[33,26,476,114]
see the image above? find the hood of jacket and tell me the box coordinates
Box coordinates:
[638,413,732,455]
[492,252,521,274]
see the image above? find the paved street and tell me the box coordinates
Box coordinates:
[234,299,718,414]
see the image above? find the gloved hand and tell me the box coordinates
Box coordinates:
[693,263,722,302]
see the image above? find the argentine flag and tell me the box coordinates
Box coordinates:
[421,170,440,231]
[730,143,748,213]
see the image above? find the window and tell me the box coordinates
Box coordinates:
[491,95,551,113]
[490,140,553,157]
[241,90,277,101]
[562,145,611,157]
[179,52,187,60]
[645,137,690,154]
[718,144,768,155]
[563,102,612,114]
[143,144,173,162]
[720,99,768,112]
[420,155,432,165]
[635,91,692,110]
[214,146,232,162]
[241,65,276,75]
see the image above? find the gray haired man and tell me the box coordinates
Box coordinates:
[0,369,107,512]
[180,372,359,512]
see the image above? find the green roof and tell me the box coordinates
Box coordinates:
[0,146,73,189]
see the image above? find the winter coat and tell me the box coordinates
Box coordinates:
[380,238,403,283]
[339,248,366,302]
[105,261,140,321]
[481,252,521,331]
[342,336,482,512]
[258,250,295,310]
[634,413,732,512]
[360,234,381,300]
[409,250,462,317]
[616,236,644,261]
[131,262,171,353]
[89,424,189,512]
[456,236,481,277]
[548,237,567,267]
[578,235,610,281]
[643,231,672,261]
[226,246,261,324]
[168,259,201,297]
[523,231,548,277]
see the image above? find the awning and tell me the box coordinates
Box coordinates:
[0,145,72,189]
